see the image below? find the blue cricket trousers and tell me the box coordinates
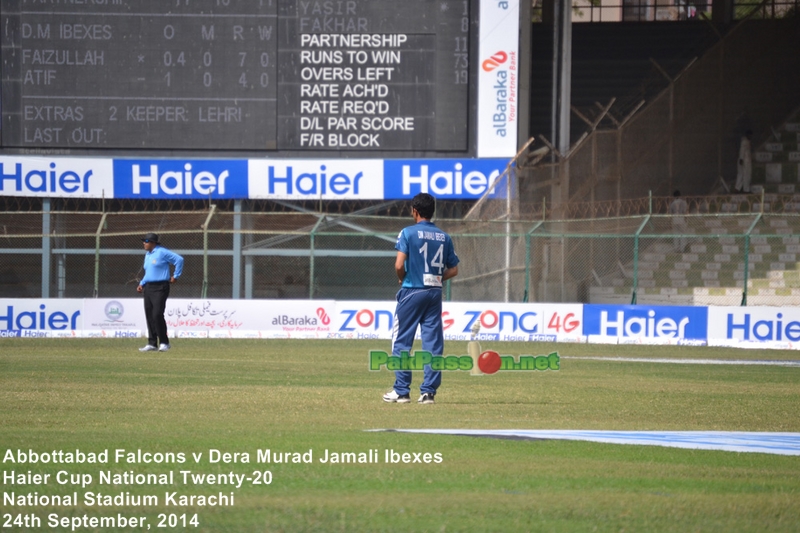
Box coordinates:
[391,287,444,396]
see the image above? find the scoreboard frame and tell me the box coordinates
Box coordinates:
[0,0,521,159]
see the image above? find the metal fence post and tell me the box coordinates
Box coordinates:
[201,204,216,299]
[41,199,53,298]
[93,213,108,298]
[232,200,242,299]
[524,233,531,302]
[40,199,51,298]
[524,221,543,303]
[631,215,650,305]
[309,216,325,299]
[741,233,750,306]
[741,213,762,306]
[309,233,316,299]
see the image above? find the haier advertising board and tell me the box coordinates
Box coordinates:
[583,305,708,345]
[0,299,83,336]
[708,306,800,349]
[382,159,509,200]
[113,159,249,200]
[0,157,113,198]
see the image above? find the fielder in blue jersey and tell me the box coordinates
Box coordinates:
[383,193,459,405]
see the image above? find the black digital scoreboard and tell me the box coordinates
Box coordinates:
[1,0,474,153]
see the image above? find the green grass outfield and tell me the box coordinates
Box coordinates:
[1,338,799,532]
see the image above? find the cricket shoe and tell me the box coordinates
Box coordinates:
[418,393,435,404]
[383,390,410,403]
[158,344,171,352]
[139,345,157,352]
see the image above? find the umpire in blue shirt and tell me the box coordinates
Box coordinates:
[137,233,184,352]
[383,193,459,405]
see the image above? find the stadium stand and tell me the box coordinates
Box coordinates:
[588,109,800,305]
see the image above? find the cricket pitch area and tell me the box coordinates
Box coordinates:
[2,338,799,532]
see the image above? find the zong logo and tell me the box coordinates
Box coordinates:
[339,309,393,331]
[463,310,537,333]
[482,51,507,72]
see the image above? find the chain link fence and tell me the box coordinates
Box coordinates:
[3,205,800,306]
[532,212,800,305]
[518,16,800,217]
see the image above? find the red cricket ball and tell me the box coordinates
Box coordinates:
[477,350,502,374]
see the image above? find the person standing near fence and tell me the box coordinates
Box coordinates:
[383,193,459,405]
[669,190,689,253]
[735,129,753,193]
[137,233,183,352]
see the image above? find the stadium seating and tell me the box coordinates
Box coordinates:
[751,109,800,202]
[589,110,800,306]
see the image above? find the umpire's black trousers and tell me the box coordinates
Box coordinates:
[143,281,170,346]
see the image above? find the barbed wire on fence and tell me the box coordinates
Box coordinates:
[515,192,800,220]
[0,196,480,220]
[4,205,800,307]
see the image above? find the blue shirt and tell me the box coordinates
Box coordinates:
[396,220,459,289]
[140,246,184,286]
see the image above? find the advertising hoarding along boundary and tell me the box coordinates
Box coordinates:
[707,306,800,349]
[3,298,800,350]
[477,0,520,158]
[0,156,510,200]
[583,304,708,346]
[0,157,114,198]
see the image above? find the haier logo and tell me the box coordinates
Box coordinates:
[583,305,707,340]
[724,311,800,341]
[0,157,113,198]
[0,162,92,194]
[0,304,81,331]
[134,164,229,195]
[248,160,383,200]
[114,160,248,199]
[384,160,507,199]
[266,165,363,196]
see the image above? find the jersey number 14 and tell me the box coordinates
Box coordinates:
[419,242,445,287]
